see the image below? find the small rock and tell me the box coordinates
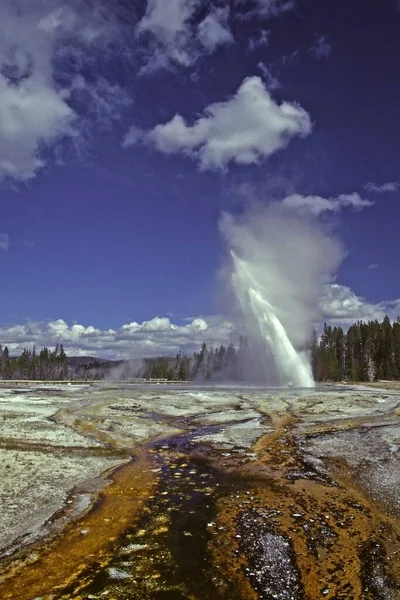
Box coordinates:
[108,567,131,580]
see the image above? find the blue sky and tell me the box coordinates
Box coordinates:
[0,0,399,358]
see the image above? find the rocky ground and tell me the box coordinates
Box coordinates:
[0,383,399,599]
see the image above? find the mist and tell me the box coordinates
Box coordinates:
[219,202,344,386]
[103,359,145,383]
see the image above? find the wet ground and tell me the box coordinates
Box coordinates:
[0,383,400,599]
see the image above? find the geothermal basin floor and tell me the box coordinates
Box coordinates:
[0,383,400,599]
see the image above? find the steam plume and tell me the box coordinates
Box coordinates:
[220,202,344,386]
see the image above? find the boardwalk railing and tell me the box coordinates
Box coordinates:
[0,378,190,386]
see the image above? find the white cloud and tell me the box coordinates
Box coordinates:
[0,234,10,252]
[135,0,293,72]
[136,0,197,45]
[311,35,332,59]
[197,6,234,52]
[0,1,76,181]
[0,0,127,183]
[367,263,378,270]
[256,0,294,15]
[248,29,270,51]
[2,284,399,359]
[122,125,146,148]
[282,192,374,215]
[136,0,200,71]
[125,76,312,170]
[321,284,400,326]
[70,75,133,131]
[257,62,280,89]
[236,0,294,19]
[0,316,236,360]
[365,181,399,193]
[0,75,75,181]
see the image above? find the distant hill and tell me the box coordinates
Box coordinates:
[67,356,124,379]
[67,356,122,368]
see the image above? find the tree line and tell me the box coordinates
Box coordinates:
[0,344,68,380]
[0,339,250,382]
[311,316,400,382]
[143,317,400,383]
[0,316,399,382]
[142,336,250,381]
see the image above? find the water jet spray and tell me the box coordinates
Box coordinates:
[231,252,315,387]
[220,203,344,387]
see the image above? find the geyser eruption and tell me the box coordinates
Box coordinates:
[232,252,315,387]
[220,203,344,387]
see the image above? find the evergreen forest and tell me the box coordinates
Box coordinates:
[0,316,399,383]
[311,316,400,382]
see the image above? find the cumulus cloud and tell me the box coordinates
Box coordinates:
[365,181,399,193]
[1,286,399,359]
[135,0,294,72]
[0,316,236,360]
[0,75,75,181]
[0,234,10,252]
[0,0,129,183]
[122,125,146,148]
[135,0,235,73]
[125,76,311,170]
[136,0,199,71]
[0,1,75,181]
[197,6,234,52]
[367,263,378,270]
[321,284,400,326]
[282,192,373,215]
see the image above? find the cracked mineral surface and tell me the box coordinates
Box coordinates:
[0,383,399,600]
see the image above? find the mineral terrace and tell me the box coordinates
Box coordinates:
[0,383,399,600]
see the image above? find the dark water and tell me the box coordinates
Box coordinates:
[74,440,226,600]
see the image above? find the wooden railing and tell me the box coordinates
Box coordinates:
[0,378,190,386]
